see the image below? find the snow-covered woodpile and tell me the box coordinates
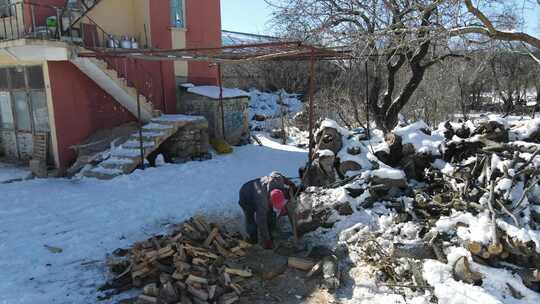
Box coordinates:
[100,217,253,304]
[296,116,540,303]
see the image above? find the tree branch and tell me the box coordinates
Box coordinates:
[462,0,540,49]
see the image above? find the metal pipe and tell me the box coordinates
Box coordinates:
[55,8,62,40]
[217,63,226,140]
[14,2,20,38]
[159,61,166,113]
[308,49,316,163]
[31,4,36,36]
[135,64,145,170]
[3,11,8,39]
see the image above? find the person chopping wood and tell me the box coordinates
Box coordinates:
[238,172,297,249]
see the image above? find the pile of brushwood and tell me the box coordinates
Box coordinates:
[294,117,540,300]
[99,217,253,304]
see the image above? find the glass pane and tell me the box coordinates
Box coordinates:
[30,91,49,132]
[9,67,26,89]
[170,0,184,28]
[0,69,8,89]
[13,91,31,131]
[0,0,13,18]
[0,91,13,129]
[27,66,44,89]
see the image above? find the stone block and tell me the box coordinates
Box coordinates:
[29,159,47,178]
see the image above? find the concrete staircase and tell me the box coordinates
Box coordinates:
[71,57,155,122]
[84,114,207,180]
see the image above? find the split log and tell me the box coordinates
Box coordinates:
[203,228,220,247]
[186,275,208,285]
[288,257,317,271]
[143,283,159,297]
[218,292,239,304]
[137,294,158,304]
[187,285,209,301]
[224,267,252,278]
[159,281,179,303]
[452,256,483,285]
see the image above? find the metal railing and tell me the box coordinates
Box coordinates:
[0,1,162,114]
[0,1,64,42]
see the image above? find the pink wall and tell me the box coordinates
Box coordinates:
[185,0,221,85]
[48,61,136,170]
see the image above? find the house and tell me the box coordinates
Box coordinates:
[0,0,221,173]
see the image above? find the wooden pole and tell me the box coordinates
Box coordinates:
[308,49,316,163]
[218,63,226,140]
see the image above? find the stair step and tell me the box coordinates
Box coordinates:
[122,140,156,149]
[143,123,174,132]
[84,167,123,180]
[110,147,147,158]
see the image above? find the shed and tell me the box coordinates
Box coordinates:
[177,85,250,145]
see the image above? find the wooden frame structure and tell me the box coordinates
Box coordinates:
[78,41,352,163]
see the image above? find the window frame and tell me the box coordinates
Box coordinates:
[170,0,186,29]
[0,65,48,134]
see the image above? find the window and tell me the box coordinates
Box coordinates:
[9,67,25,89]
[0,92,13,129]
[0,69,8,90]
[30,91,49,132]
[27,66,44,89]
[0,0,13,18]
[170,0,185,28]
[13,91,31,131]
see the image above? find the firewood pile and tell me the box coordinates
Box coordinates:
[100,217,253,304]
[294,117,540,299]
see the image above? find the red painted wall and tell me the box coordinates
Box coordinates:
[23,0,66,32]
[185,0,221,85]
[148,0,177,113]
[47,61,136,170]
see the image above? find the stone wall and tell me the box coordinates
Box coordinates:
[159,119,211,163]
[177,89,249,145]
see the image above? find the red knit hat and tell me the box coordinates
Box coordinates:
[270,189,287,211]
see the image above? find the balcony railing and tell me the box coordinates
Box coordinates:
[0,1,163,114]
[0,1,108,47]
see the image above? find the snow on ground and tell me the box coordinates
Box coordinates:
[0,162,30,183]
[248,90,303,130]
[0,140,307,304]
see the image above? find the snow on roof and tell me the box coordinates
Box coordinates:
[152,114,206,122]
[187,86,249,99]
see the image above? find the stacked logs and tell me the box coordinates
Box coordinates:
[100,217,252,304]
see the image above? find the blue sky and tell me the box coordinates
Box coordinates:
[221,0,539,36]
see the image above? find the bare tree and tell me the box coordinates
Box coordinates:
[267,0,539,131]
